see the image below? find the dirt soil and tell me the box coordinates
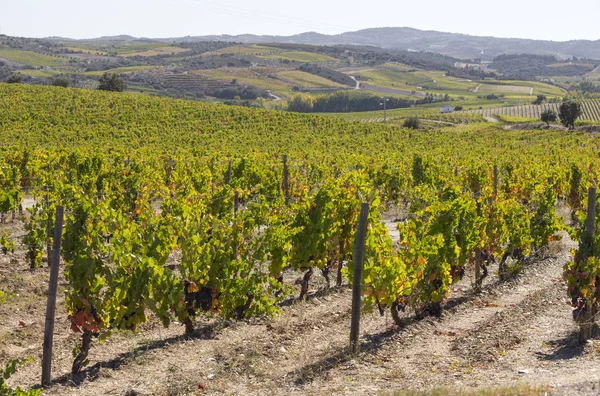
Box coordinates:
[3,209,600,395]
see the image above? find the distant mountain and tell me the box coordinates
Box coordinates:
[46,27,600,61]
[156,27,600,61]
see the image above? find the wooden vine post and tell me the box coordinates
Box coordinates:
[282,155,289,204]
[41,206,64,386]
[350,203,369,354]
[45,186,52,265]
[225,160,232,184]
[580,187,596,344]
[493,164,498,200]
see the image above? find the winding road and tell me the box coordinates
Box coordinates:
[348,75,360,90]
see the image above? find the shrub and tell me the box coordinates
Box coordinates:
[51,77,70,88]
[98,72,126,92]
[6,73,23,84]
[540,109,557,125]
[559,100,582,129]
[403,117,420,130]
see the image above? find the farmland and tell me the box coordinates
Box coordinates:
[459,99,600,122]
[119,46,190,57]
[82,65,163,76]
[0,49,66,67]
[1,83,600,395]
[0,36,581,120]
[260,50,340,63]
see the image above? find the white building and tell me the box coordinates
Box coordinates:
[440,105,454,113]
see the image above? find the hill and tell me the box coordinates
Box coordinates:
[2,83,600,396]
[151,27,600,61]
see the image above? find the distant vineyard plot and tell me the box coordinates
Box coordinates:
[477,84,533,95]
[459,100,600,122]
[0,49,66,67]
[260,50,339,63]
[120,46,190,57]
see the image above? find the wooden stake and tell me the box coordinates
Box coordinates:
[350,203,369,354]
[493,164,498,200]
[44,186,51,265]
[225,160,232,184]
[474,248,482,294]
[42,206,64,386]
[234,191,239,216]
[580,187,596,344]
[282,155,289,204]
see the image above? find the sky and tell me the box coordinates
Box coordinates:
[1,0,599,41]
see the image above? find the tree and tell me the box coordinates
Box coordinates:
[51,77,70,88]
[558,100,582,129]
[403,116,420,130]
[6,73,23,84]
[98,72,126,92]
[287,95,314,113]
[540,109,558,126]
[533,94,546,105]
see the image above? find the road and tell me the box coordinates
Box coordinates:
[267,92,282,101]
[348,75,360,90]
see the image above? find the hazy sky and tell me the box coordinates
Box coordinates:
[1,0,599,41]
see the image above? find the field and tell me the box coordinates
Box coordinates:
[18,69,62,78]
[206,45,281,56]
[108,42,178,55]
[460,99,600,122]
[260,50,339,63]
[0,49,66,67]
[2,83,600,395]
[119,46,190,57]
[277,70,346,88]
[351,69,565,102]
[82,65,164,76]
[476,84,533,95]
[191,67,292,98]
[65,47,109,55]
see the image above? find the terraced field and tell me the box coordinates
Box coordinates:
[162,73,231,92]
[83,65,163,76]
[0,48,66,67]
[277,70,346,88]
[120,46,190,57]
[260,50,339,63]
[206,45,281,56]
[192,67,298,98]
[329,107,487,125]
[459,99,600,122]
[476,84,533,95]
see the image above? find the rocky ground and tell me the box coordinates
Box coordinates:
[2,208,600,395]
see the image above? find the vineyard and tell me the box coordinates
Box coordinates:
[459,99,600,122]
[2,83,600,394]
[344,111,487,125]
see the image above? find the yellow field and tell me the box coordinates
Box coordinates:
[120,47,190,57]
[277,70,345,88]
[260,51,339,63]
[19,69,62,78]
[192,68,292,97]
[83,66,163,76]
[0,49,66,67]
[206,45,281,56]
[380,62,417,71]
[66,47,109,55]
[477,84,533,95]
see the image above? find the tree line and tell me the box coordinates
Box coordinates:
[288,91,446,113]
